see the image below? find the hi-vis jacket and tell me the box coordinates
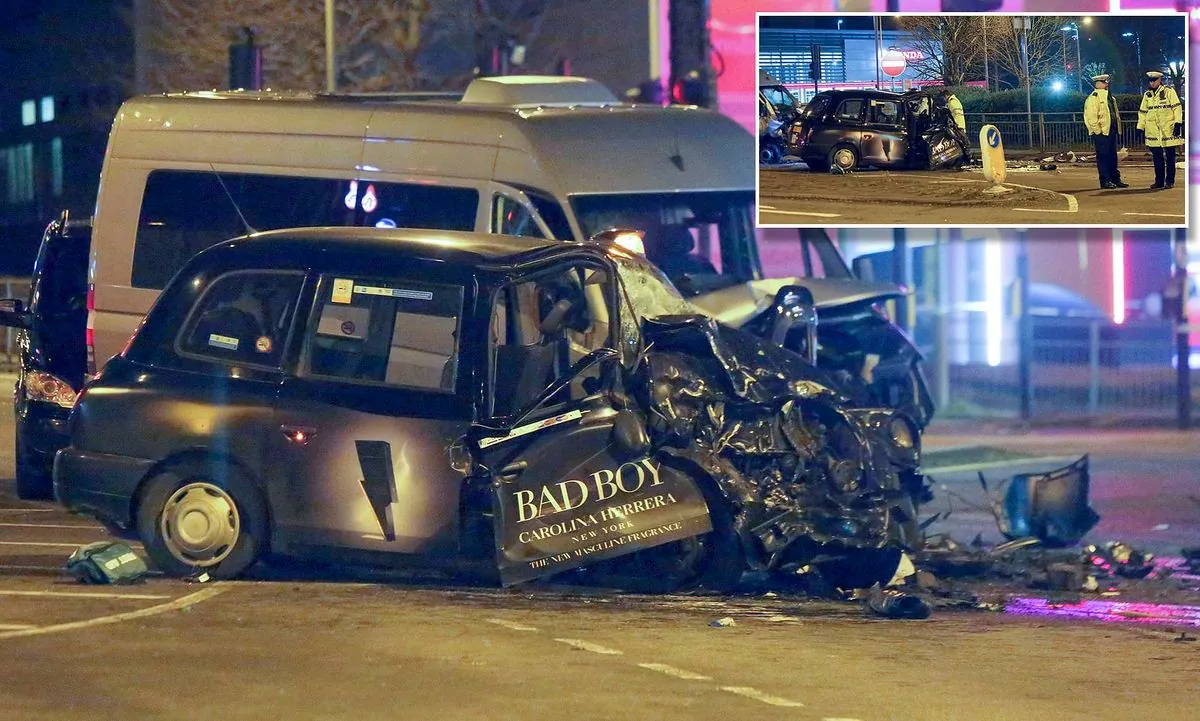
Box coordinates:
[1084,89,1121,136]
[1138,85,1184,148]
[945,94,966,132]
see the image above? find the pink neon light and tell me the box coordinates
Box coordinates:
[1112,234,1125,324]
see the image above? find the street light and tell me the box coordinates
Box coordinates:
[1122,31,1142,69]
[1062,23,1083,92]
[1051,79,1064,92]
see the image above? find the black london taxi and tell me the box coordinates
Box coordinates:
[786,88,966,172]
[54,227,922,589]
[0,213,90,499]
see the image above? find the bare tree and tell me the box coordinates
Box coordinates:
[892,15,984,86]
[987,15,1068,90]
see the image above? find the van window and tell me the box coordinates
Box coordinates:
[132,171,479,290]
[492,194,546,238]
[305,275,463,393]
[177,270,304,369]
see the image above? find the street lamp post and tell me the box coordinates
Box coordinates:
[1062,23,1083,93]
[325,0,336,92]
[1123,31,1142,70]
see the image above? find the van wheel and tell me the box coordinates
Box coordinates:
[828,144,859,172]
[14,427,53,500]
[136,462,268,580]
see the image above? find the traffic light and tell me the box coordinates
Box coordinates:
[809,44,822,82]
[670,70,709,107]
[627,78,666,105]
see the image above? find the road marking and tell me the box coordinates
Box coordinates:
[0,590,170,600]
[553,638,624,655]
[0,508,54,513]
[759,209,842,218]
[0,541,93,548]
[0,624,37,631]
[485,618,538,632]
[0,586,228,640]
[719,686,806,707]
[1005,181,1077,213]
[637,663,712,680]
[759,204,777,209]
[822,718,864,721]
[1123,212,1185,218]
[0,523,104,530]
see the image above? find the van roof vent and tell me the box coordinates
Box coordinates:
[460,76,619,107]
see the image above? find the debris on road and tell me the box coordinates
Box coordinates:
[861,584,932,620]
[709,617,738,627]
[980,456,1099,547]
[65,541,149,585]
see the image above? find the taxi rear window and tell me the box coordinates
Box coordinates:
[304,275,464,393]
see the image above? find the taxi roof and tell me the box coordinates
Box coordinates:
[195,227,596,275]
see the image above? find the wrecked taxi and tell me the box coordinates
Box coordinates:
[786,88,968,172]
[54,228,923,590]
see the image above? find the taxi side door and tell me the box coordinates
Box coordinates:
[469,257,712,586]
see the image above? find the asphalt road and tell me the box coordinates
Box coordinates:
[758,161,1188,226]
[1,409,1198,721]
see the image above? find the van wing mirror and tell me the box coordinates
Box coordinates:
[770,285,818,365]
[0,298,31,330]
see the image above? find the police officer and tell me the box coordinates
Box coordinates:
[941,87,971,166]
[1083,74,1129,189]
[1138,70,1184,189]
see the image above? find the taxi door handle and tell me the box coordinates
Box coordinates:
[498,461,527,481]
[281,424,316,445]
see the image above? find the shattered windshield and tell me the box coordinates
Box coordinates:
[611,253,699,354]
[571,191,756,296]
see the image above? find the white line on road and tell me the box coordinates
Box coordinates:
[1006,181,1078,213]
[0,586,228,640]
[0,590,170,600]
[553,638,624,655]
[0,624,37,631]
[485,618,538,632]
[719,686,806,707]
[759,204,776,209]
[0,508,54,513]
[822,718,864,721]
[637,663,712,681]
[0,523,104,530]
[0,541,83,548]
[759,209,842,218]
[1122,212,1185,218]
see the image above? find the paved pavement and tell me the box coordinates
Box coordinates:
[759,162,1187,226]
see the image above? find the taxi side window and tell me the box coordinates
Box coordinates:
[178,271,304,368]
[489,264,610,417]
[304,276,463,393]
[835,99,864,122]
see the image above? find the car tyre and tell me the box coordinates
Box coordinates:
[760,142,782,165]
[828,144,859,172]
[136,461,268,580]
[14,424,53,501]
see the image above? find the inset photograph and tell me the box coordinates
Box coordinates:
[758,12,1189,227]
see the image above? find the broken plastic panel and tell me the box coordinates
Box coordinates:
[997,456,1098,547]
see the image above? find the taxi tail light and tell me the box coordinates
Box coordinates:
[25,370,78,409]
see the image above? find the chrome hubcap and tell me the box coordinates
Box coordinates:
[834,149,854,168]
[160,482,240,568]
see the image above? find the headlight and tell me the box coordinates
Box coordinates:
[25,370,78,409]
[889,416,915,450]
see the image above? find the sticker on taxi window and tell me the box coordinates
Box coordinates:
[208,334,239,351]
[332,278,354,304]
[255,336,273,353]
[353,284,434,301]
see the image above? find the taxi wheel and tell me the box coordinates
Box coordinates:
[760,143,782,165]
[136,462,268,580]
[828,144,859,172]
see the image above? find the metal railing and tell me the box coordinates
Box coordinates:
[925,313,1194,422]
[964,111,1145,151]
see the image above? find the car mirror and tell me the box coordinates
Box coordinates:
[0,298,31,330]
[610,408,650,460]
[770,285,818,365]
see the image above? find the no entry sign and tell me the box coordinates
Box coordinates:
[881,50,907,77]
